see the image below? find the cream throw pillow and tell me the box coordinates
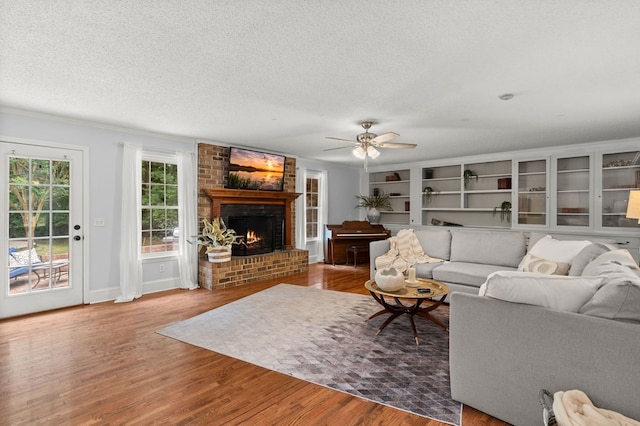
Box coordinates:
[529,235,591,264]
[518,253,570,275]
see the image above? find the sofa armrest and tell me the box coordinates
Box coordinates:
[449,292,640,426]
[369,239,390,279]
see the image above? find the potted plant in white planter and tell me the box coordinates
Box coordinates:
[196,217,237,262]
[355,192,393,224]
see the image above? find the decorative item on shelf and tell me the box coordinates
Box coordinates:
[463,169,478,189]
[355,191,393,224]
[422,186,439,204]
[388,193,402,196]
[373,187,380,196]
[604,160,633,168]
[385,172,402,182]
[423,169,434,179]
[374,267,405,292]
[528,186,546,192]
[497,177,512,189]
[493,201,512,222]
[194,217,237,263]
[431,218,463,226]
[405,201,410,211]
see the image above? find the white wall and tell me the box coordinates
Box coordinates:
[1,109,363,299]
[1,109,196,302]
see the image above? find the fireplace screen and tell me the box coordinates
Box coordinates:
[228,216,275,256]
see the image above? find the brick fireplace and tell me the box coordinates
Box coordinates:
[197,143,309,290]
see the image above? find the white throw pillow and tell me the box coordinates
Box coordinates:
[529,235,591,264]
[518,253,570,275]
[480,271,606,313]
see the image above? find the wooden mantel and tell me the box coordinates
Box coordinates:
[204,188,302,250]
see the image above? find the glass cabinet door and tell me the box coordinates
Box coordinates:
[601,151,640,229]
[556,156,591,227]
[517,159,548,226]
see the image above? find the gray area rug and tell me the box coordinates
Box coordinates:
[157,284,461,425]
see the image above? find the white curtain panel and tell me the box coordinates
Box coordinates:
[177,151,198,289]
[295,166,306,250]
[116,144,143,303]
[320,170,328,230]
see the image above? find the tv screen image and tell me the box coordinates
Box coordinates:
[226,147,285,191]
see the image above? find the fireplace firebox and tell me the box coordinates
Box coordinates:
[228,215,276,256]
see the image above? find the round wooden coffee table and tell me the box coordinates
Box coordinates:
[364,278,449,345]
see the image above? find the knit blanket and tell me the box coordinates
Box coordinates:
[553,390,640,426]
[375,229,442,273]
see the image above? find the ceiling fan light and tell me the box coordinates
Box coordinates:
[367,146,380,159]
[352,145,366,159]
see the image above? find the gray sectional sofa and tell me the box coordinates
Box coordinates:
[369,228,640,426]
[369,228,527,295]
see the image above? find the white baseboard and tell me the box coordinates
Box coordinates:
[87,277,181,304]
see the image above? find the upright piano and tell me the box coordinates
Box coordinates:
[325,221,390,265]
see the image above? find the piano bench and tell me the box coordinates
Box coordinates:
[346,245,369,267]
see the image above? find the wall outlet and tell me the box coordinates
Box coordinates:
[159,264,165,273]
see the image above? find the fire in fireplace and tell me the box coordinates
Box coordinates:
[228,215,275,256]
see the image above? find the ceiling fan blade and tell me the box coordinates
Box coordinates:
[371,132,399,144]
[325,136,356,143]
[323,145,354,152]
[377,142,417,149]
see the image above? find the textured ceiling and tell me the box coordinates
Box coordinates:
[1,1,640,167]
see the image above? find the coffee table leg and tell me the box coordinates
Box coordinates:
[409,316,420,345]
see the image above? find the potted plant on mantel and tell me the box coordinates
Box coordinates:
[355,192,393,224]
[196,217,237,263]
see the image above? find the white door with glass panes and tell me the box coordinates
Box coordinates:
[1,142,84,319]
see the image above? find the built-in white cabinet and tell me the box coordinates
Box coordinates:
[369,169,410,225]
[365,142,640,234]
[600,150,640,229]
[555,155,591,228]
[421,161,512,228]
[516,158,549,226]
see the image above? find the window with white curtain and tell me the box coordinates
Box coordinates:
[140,155,179,256]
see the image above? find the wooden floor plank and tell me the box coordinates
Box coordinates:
[0,263,507,425]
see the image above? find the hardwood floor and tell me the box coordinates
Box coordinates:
[0,263,508,425]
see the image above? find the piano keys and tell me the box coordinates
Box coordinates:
[325,220,390,265]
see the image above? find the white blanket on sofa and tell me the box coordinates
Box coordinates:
[374,229,442,273]
[553,390,640,426]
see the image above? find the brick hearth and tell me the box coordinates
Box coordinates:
[197,143,309,289]
[198,249,308,290]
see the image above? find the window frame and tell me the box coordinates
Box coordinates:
[140,152,180,259]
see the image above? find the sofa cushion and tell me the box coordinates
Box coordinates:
[581,249,640,277]
[449,230,526,268]
[413,261,443,279]
[414,229,451,260]
[568,243,614,276]
[529,235,591,264]
[579,250,640,323]
[433,262,517,288]
[518,253,570,275]
[479,271,606,312]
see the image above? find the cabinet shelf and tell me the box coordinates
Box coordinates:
[519,171,546,176]
[370,179,410,185]
[422,177,461,182]
[464,189,512,194]
[380,211,409,214]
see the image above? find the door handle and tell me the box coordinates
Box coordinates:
[74,235,82,241]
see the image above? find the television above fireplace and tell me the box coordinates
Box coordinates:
[226,147,285,191]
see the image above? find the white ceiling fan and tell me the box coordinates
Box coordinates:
[324,121,417,168]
